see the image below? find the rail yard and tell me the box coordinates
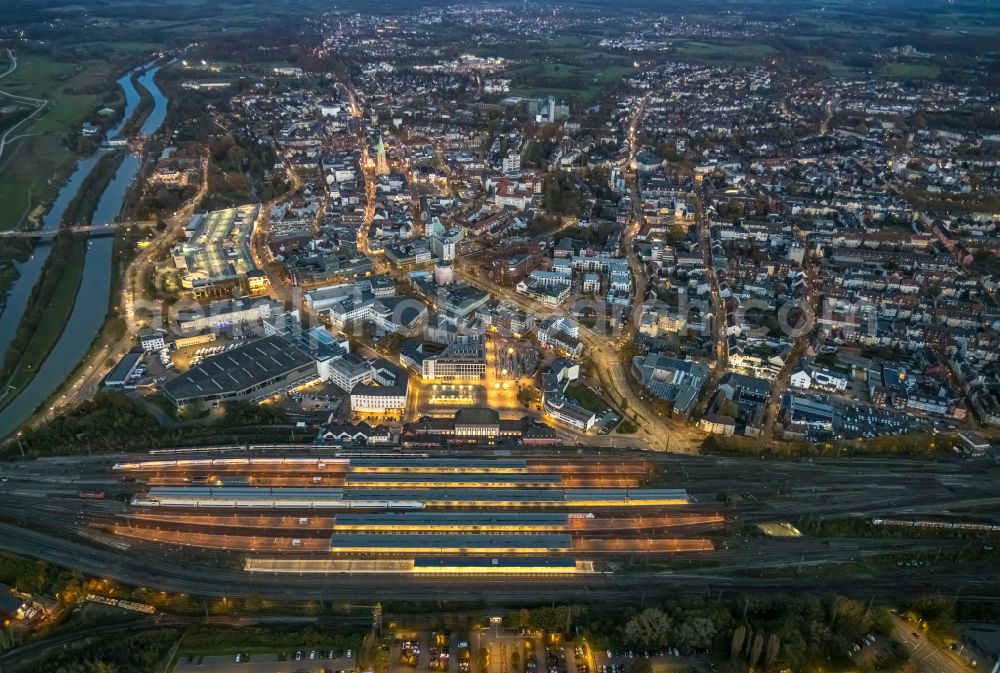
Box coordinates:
[0,447,997,601]
[106,455,719,572]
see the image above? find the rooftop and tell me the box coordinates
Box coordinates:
[455,407,501,426]
[329,533,574,551]
[163,335,314,404]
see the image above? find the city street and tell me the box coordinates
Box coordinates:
[891,616,981,673]
[34,152,211,425]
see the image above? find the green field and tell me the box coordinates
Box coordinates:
[816,58,865,78]
[506,48,638,102]
[673,40,778,61]
[564,383,611,415]
[880,62,942,80]
[510,87,594,102]
[0,53,122,232]
[0,54,119,137]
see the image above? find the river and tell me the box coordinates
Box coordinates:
[0,64,167,437]
[0,155,100,370]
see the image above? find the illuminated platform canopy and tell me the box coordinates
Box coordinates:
[411,556,583,574]
[134,486,689,508]
[109,452,717,573]
[331,512,572,531]
[343,472,563,488]
[328,533,573,554]
[347,458,530,473]
[244,557,595,575]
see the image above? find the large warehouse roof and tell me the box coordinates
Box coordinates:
[163,335,314,404]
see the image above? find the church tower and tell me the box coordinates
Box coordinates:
[375,134,388,175]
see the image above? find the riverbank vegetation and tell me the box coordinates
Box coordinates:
[58,151,125,226]
[0,231,86,410]
[116,71,154,139]
[0,264,18,312]
[0,237,33,313]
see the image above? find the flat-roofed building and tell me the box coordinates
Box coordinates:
[413,279,491,317]
[422,342,486,379]
[633,354,709,416]
[491,251,539,285]
[328,353,375,392]
[541,359,596,431]
[290,327,350,382]
[351,359,409,414]
[303,276,397,312]
[176,298,280,335]
[430,227,464,261]
[138,329,167,352]
[286,248,374,284]
[172,205,260,292]
[163,335,317,406]
[782,394,834,431]
[104,351,144,389]
[543,396,596,431]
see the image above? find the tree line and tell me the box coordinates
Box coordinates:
[10,628,181,673]
[490,593,945,673]
[1,391,303,459]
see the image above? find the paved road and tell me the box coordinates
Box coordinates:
[759,257,819,438]
[449,252,702,452]
[33,154,209,426]
[891,616,978,673]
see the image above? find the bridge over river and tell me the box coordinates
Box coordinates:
[0,221,152,239]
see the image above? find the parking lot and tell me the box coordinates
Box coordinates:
[164,626,712,673]
[833,402,923,440]
[172,649,354,673]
